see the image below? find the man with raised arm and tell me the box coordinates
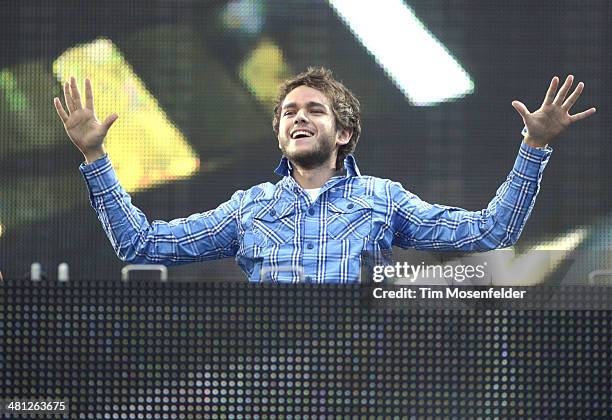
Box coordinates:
[54,68,596,283]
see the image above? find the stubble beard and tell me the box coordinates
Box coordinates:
[281,132,336,170]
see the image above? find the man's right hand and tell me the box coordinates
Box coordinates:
[54,77,118,163]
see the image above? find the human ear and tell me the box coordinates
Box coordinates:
[336,128,353,146]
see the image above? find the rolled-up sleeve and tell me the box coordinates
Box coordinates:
[80,156,242,265]
[391,142,552,251]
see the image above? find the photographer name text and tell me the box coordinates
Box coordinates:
[373,287,526,300]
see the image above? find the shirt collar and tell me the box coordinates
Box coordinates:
[274,154,361,178]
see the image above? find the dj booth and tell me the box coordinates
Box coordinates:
[1,278,610,418]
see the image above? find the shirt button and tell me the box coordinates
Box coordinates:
[306,243,314,250]
[269,209,276,216]
[293,187,300,193]
[308,208,315,216]
[347,203,354,209]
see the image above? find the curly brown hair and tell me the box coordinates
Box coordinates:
[272,67,361,169]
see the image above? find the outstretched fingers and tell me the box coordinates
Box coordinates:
[542,76,559,106]
[70,76,83,109]
[102,113,119,131]
[552,75,574,106]
[53,97,69,123]
[85,78,94,110]
[562,81,584,111]
[63,81,75,113]
[511,100,530,119]
[570,107,597,122]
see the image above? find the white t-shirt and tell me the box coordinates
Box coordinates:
[304,188,321,202]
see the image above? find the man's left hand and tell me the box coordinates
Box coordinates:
[512,75,596,148]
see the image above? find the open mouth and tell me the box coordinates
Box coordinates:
[290,129,315,139]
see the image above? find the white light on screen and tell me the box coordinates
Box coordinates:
[328,0,474,106]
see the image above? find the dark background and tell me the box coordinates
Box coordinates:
[1,280,610,418]
[0,2,610,418]
[0,0,610,281]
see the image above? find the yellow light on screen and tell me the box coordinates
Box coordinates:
[0,223,4,238]
[533,228,587,252]
[53,38,199,192]
[239,37,291,107]
[485,228,588,286]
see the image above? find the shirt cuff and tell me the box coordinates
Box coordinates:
[79,154,121,197]
[512,141,552,182]
[521,126,550,150]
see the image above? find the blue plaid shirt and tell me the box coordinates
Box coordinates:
[80,142,551,283]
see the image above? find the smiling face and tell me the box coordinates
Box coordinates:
[277,85,351,170]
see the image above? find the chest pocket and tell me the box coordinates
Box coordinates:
[326,197,373,241]
[252,201,296,245]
